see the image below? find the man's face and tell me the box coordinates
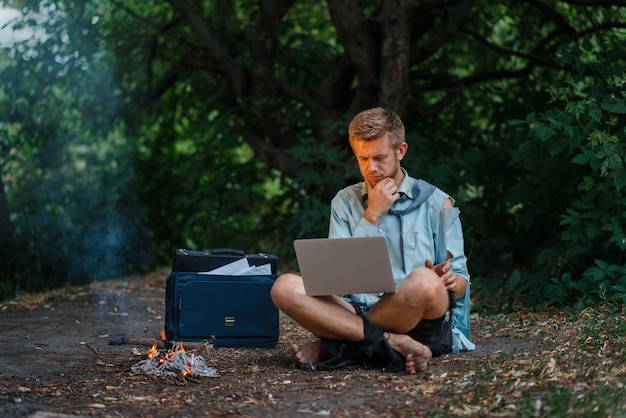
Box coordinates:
[351,134,408,190]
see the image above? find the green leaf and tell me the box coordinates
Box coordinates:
[594,259,609,271]
[607,101,626,114]
[612,168,626,192]
[571,150,592,165]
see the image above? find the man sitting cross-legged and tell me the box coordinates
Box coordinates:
[271,107,474,373]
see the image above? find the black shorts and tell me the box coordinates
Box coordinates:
[351,291,456,358]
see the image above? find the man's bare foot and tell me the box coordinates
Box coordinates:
[385,333,432,374]
[290,340,329,369]
[405,344,432,374]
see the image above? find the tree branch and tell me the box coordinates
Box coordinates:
[243,0,305,152]
[559,0,626,5]
[327,0,379,111]
[460,29,570,71]
[165,0,245,93]
[415,67,533,119]
[237,125,307,178]
[521,0,578,37]
[249,0,295,95]
[312,55,355,113]
[411,0,474,64]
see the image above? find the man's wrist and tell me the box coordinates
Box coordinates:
[363,209,380,226]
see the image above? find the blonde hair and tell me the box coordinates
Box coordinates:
[348,107,405,148]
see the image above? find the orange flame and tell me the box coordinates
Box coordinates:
[147,343,157,359]
[141,340,198,377]
[160,327,167,341]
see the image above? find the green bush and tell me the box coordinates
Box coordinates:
[505,38,626,307]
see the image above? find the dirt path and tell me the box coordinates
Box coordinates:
[0,272,534,417]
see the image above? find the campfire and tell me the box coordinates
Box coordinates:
[130,341,219,378]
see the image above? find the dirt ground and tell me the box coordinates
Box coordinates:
[0,272,535,417]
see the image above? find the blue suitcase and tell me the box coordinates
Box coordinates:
[164,249,280,348]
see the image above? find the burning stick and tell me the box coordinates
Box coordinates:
[109,336,167,349]
[108,336,215,350]
[109,327,215,350]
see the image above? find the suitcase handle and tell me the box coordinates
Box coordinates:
[210,248,246,256]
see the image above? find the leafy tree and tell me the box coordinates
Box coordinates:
[0,0,152,297]
[109,0,626,268]
[1,0,626,307]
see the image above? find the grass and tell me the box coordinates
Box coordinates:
[443,303,626,417]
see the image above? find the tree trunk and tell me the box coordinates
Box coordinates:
[0,174,15,261]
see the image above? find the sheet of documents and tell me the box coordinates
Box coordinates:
[199,258,272,275]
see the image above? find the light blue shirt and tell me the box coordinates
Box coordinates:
[328,170,474,352]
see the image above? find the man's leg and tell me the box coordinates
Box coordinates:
[270,270,442,373]
[270,272,364,364]
[270,272,364,340]
[367,267,450,332]
[366,267,451,372]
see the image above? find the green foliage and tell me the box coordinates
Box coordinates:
[0,0,152,299]
[501,37,626,307]
[2,0,626,310]
[545,261,626,307]
[134,106,294,264]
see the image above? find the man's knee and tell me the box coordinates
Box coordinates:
[270,273,304,310]
[399,267,447,306]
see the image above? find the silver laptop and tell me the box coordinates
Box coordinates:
[293,236,397,296]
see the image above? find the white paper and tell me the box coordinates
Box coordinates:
[199,258,249,275]
[198,258,272,276]
[236,263,272,275]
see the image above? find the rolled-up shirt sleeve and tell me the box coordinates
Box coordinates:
[329,186,380,239]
